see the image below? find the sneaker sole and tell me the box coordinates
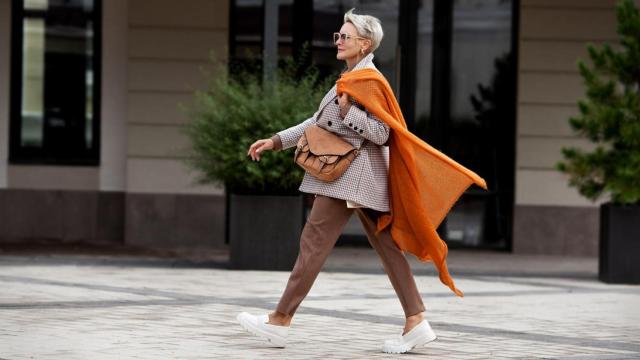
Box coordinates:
[382,332,437,354]
[236,313,287,348]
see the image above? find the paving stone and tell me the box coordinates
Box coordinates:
[0,250,638,359]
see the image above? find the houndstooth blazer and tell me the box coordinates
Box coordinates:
[271,53,391,212]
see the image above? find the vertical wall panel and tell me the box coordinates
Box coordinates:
[0,0,11,188]
[513,1,624,255]
[100,0,129,191]
[515,2,617,207]
[126,0,228,195]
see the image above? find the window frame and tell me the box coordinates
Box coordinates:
[9,0,102,166]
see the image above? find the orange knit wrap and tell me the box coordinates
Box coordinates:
[336,68,488,297]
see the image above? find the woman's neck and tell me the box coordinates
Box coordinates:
[345,54,365,72]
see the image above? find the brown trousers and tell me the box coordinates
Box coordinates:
[275,195,426,318]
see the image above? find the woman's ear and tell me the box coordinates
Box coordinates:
[364,39,372,53]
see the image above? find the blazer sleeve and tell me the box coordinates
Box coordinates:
[272,115,316,151]
[341,105,390,146]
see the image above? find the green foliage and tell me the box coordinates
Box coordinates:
[556,0,640,205]
[181,53,333,195]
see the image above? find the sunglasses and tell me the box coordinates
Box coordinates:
[333,32,367,44]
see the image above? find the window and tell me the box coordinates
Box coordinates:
[10,0,101,165]
[428,0,518,249]
[228,0,518,250]
[229,0,263,70]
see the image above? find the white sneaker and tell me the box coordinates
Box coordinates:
[382,319,437,354]
[236,312,289,347]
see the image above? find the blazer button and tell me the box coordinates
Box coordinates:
[327,121,332,126]
[348,123,353,127]
[359,129,364,134]
[354,126,358,131]
[334,99,339,104]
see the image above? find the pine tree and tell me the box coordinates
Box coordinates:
[556,0,640,205]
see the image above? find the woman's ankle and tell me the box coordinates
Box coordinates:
[269,311,292,326]
[406,311,425,322]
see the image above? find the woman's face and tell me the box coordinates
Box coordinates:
[335,22,369,61]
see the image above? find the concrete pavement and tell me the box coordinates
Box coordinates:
[0,247,639,359]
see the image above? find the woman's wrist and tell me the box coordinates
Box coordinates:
[269,134,282,151]
[340,104,352,118]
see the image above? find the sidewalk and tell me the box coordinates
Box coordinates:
[1,246,638,359]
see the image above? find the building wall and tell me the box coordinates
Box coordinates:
[0,0,9,189]
[0,0,128,245]
[0,0,229,249]
[126,0,227,195]
[124,0,228,248]
[100,0,129,192]
[513,0,633,255]
[5,0,633,254]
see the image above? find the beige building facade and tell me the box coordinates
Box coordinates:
[0,0,633,256]
[0,0,228,249]
[512,0,634,255]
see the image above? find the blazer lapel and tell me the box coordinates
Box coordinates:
[314,84,337,119]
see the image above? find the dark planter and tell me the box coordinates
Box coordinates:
[229,193,305,271]
[599,202,640,284]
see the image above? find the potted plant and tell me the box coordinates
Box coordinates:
[182,54,331,270]
[556,0,640,284]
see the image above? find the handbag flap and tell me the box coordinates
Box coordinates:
[304,125,355,156]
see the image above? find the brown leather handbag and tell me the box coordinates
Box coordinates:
[294,124,363,182]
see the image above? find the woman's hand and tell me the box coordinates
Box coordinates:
[247,139,274,162]
[338,93,352,118]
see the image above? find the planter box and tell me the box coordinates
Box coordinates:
[229,194,305,271]
[599,202,640,284]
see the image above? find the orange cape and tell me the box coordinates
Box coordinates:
[336,68,488,297]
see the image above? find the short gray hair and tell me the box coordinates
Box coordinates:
[343,8,383,53]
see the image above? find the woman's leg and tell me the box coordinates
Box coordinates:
[270,195,354,325]
[355,207,427,333]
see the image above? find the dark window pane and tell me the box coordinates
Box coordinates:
[230,0,264,71]
[11,0,99,164]
[446,0,515,247]
[414,0,435,136]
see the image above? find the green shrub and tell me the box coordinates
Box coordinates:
[556,0,640,205]
[182,53,333,195]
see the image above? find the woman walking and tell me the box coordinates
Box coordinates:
[238,8,486,354]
